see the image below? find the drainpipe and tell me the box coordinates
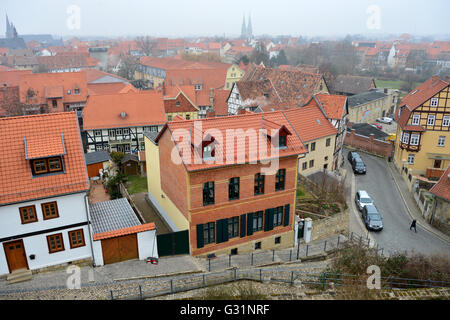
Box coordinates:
[84,194,96,267]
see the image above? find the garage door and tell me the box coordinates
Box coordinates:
[101,233,138,265]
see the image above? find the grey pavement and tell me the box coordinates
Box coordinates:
[343,147,449,257]
[0,234,344,297]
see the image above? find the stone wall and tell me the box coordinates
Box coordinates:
[310,209,349,242]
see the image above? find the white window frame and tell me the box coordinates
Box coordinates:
[438,136,445,147]
[430,98,438,107]
[116,128,123,135]
[411,114,420,125]
[94,130,102,137]
[402,132,410,144]
[427,114,435,126]
[123,128,130,135]
[410,134,420,146]
[408,154,415,165]
[443,115,450,127]
[124,144,130,152]
[109,129,116,138]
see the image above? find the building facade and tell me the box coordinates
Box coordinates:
[393,76,449,189]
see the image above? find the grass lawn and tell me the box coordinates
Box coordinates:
[375,79,421,91]
[126,175,148,194]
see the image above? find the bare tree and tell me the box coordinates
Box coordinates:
[136,36,155,56]
[117,55,139,80]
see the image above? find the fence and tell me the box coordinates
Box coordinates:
[109,265,450,300]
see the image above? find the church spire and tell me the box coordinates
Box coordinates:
[247,13,253,39]
[241,14,247,39]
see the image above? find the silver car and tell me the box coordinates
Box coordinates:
[355,190,373,211]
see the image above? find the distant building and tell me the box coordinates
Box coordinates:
[240,14,253,40]
[0,14,26,50]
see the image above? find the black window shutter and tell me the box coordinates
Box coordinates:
[216,220,222,243]
[264,209,270,231]
[240,214,246,238]
[284,204,290,227]
[222,218,229,243]
[267,208,274,231]
[247,212,254,236]
[196,224,204,248]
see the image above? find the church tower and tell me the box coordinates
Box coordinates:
[247,14,253,40]
[240,15,247,39]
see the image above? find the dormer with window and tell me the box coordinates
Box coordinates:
[200,134,216,160]
[25,133,66,177]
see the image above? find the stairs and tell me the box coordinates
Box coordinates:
[7,268,32,284]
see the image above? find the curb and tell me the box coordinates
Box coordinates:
[386,160,449,244]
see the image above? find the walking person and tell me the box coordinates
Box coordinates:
[410,219,417,233]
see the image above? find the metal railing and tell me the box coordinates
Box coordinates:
[109,266,450,300]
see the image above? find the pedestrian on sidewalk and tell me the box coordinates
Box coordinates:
[410,219,417,233]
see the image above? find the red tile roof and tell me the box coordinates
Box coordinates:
[87,82,129,95]
[396,76,449,129]
[82,91,166,130]
[19,71,88,105]
[93,222,156,241]
[313,93,348,120]
[0,112,89,205]
[429,165,450,201]
[156,111,307,172]
[26,133,65,160]
[0,70,32,88]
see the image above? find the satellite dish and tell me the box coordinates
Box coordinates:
[120,112,127,118]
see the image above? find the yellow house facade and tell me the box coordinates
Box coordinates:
[393,76,449,190]
[298,135,336,176]
[224,64,245,90]
[144,133,189,231]
[347,89,399,124]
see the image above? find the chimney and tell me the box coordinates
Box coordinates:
[209,88,214,107]
[162,81,166,96]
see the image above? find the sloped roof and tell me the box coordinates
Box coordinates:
[429,165,450,201]
[330,75,376,95]
[0,70,32,87]
[0,112,89,205]
[313,93,348,120]
[82,91,166,130]
[347,90,387,108]
[19,71,88,104]
[85,150,111,165]
[155,111,307,172]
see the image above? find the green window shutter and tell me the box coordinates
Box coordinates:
[247,212,254,236]
[240,214,246,238]
[284,204,290,227]
[264,209,270,231]
[196,224,204,248]
[216,219,228,244]
[222,218,229,243]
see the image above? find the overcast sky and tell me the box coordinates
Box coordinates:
[2,0,450,38]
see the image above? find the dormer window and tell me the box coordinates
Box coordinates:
[279,135,287,148]
[31,156,63,176]
[74,88,80,95]
[203,145,213,159]
[194,84,202,91]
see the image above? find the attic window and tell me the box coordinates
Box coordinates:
[203,145,213,159]
[74,87,80,95]
[194,84,202,91]
[410,90,418,95]
[176,101,181,106]
[279,135,287,148]
[31,156,64,176]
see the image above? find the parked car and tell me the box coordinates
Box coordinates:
[372,122,383,129]
[377,117,393,124]
[362,204,383,231]
[352,158,366,174]
[348,151,361,165]
[355,190,373,211]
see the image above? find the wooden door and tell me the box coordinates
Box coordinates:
[3,240,28,273]
[101,234,138,265]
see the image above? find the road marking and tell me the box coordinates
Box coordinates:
[386,161,450,244]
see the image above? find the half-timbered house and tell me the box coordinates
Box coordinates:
[394,76,450,189]
[82,91,166,154]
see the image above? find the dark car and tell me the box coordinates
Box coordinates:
[348,151,361,165]
[362,204,383,231]
[352,158,366,174]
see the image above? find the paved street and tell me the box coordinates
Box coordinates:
[344,147,449,257]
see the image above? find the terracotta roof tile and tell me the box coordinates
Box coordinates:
[25,133,65,159]
[0,112,89,205]
[93,223,156,241]
[82,91,166,130]
[314,93,348,120]
[429,165,450,201]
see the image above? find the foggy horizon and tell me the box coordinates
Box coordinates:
[2,0,450,40]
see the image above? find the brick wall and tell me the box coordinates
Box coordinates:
[344,129,394,158]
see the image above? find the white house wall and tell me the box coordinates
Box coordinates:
[0,192,92,276]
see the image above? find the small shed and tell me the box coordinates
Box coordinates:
[121,153,139,176]
[89,198,158,266]
[85,151,111,178]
